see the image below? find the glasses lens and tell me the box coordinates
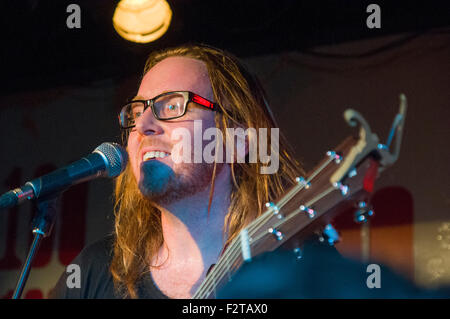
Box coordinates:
[120,101,145,128]
[154,93,186,119]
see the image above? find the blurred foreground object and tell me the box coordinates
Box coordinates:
[217,239,450,299]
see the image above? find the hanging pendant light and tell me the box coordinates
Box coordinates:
[113,0,172,43]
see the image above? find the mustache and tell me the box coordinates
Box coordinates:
[138,139,173,153]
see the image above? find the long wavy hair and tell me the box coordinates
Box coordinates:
[110,44,304,298]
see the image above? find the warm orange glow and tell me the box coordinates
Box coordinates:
[113,0,172,43]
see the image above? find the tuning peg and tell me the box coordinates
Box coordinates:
[265,201,278,211]
[327,150,343,164]
[348,167,357,178]
[265,202,283,219]
[268,227,284,241]
[295,176,311,189]
[300,205,316,218]
[293,247,303,260]
[333,181,349,196]
[319,224,340,246]
[354,201,374,223]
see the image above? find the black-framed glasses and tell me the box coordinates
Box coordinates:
[118,91,220,129]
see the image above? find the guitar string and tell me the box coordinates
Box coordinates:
[193,156,337,298]
[246,186,336,246]
[193,178,312,298]
[244,156,336,234]
[195,185,337,299]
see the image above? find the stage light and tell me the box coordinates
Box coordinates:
[113,0,172,43]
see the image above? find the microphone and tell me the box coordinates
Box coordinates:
[0,142,128,210]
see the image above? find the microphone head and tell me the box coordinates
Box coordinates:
[94,142,128,177]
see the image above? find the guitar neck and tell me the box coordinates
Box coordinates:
[193,136,376,299]
[193,97,407,299]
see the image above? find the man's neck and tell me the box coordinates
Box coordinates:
[150,165,232,297]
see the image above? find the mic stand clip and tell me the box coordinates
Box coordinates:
[12,193,60,299]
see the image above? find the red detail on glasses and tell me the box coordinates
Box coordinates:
[363,159,379,193]
[192,94,214,109]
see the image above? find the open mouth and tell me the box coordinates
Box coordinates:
[142,151,171,161]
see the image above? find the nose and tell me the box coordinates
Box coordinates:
[135,107,164,136]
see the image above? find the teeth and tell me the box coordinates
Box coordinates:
[143,151,170,161]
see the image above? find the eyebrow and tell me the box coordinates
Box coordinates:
[130,91,174,102]
[129,95,146,101]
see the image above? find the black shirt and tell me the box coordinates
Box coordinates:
[50,235,449,299]
[49,235,168,299]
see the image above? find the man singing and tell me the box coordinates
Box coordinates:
[50,44,302,299]
[50,44,448,299]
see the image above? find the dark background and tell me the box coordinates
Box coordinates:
[1,0,449,94]
[0,0,449,298]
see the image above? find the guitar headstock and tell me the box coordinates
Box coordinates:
[193,94,407,299]
[239,94,408,260]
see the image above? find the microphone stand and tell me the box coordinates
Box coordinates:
[12,194,60,299]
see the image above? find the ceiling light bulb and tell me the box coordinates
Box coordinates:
[113,0,172,43]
